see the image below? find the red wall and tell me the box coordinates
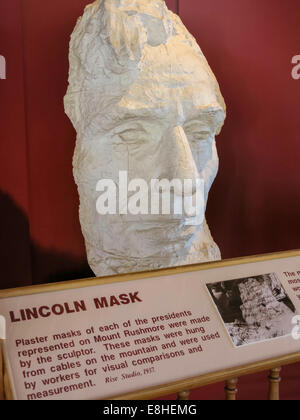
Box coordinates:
[1,0,299,289]
[180,0,300,260]
[0,0,32,288]
[0,0,300,400]
[0,0,178,288]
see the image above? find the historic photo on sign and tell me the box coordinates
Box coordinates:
[206,273,297,347]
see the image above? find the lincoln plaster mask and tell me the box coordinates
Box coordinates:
[64,0,226,276]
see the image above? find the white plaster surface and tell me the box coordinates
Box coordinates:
[64,0,226,276]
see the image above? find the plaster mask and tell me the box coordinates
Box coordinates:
[64,0,226,276]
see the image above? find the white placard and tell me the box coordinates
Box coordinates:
[1,254,300,400]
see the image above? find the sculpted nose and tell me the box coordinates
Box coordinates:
[170,126,199,195]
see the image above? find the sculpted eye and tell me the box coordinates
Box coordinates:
[184,122,213,143]
[190,130,212,141]
[118,129,147,144]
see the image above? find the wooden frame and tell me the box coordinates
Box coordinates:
[0,339,13,401]
[1,249,300,400]
[110,352,300,400]
[0,340,4,400]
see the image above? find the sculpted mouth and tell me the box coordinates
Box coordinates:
[132,218,202,228]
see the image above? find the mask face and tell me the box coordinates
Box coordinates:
[65,0,226,276]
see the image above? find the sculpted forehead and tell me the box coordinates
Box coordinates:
[65,0,225,132]
[117,38,225,124]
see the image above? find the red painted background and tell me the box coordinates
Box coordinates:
[0,0,299,400]
[180,0,300,262]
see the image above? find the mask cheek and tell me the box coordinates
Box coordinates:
[192,141,213,172]
[111,142,130,174]
[199,140,219,196]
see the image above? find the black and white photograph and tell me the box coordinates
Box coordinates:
[207,274,297,347]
